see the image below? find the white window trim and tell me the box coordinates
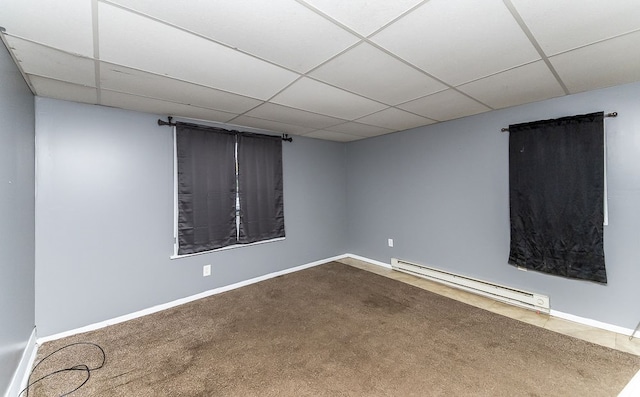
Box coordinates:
[171,125,285,259]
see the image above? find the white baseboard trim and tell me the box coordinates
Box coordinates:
[37,255,346,344]
[342,253,392,269]
[5,327,38,397]
[550,310,639,339]
[35,252,638,348]
[342,254,639,340]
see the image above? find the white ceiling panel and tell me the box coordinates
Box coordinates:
[325,122,393,137]
[244,103,346,130]
[100,63,262,114]
[550,31,640,94]
[303,130,363,142]
[230,116,315,136]
[310,42,447,105]
[29,76,98,105]
[356,108,435,131]
[301,0,424,36]
[107,0,359,73]
[271,77,387,120]
[98,3,298,100]
[1,0,93,57]
[5,37,95,87]
[511,0,640,55]
[4,0,640,142]
[457,61,565,110]
[398,89,491,122]
[372,0,540,85]
[100,90,237,123]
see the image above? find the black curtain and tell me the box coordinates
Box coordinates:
[237,133,285,244]
[508,112,607,283]
[176,123,237,255]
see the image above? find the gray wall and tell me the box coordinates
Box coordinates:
[346,81,640,329]
[35,98,348,337]
[0,43,35,394]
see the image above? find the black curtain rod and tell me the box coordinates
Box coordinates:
[500,112,618,132]
[158,116,293,142]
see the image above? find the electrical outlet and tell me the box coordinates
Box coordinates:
[203,264,211,277]
[388,238,394,247]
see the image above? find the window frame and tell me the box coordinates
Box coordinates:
[170,125,285,259]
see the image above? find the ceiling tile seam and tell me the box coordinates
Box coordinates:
[388,107,439,124]
[225,75,306,125]
[98,0,305,76]
[0,32,37,95]
[302,130,364,140]
[332,119,401,134]
[20,70,253,117]
[1,32,93,60]
[451,58,543,87]
[545,27,640,58]
[293,0,494,111]
[0,36,269,106]
[92,0,102,103]
[352,107,437,125]
[228,112,347,131]
[291,0,453,94]
[99,87,237,115]
[98,60,265,103]
[364,0,432,38]
[23,73,98,89]
[228,116,316,133]
[502,0,569,95]
[362,40,496,110]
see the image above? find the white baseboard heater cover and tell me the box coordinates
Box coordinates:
[391,258,550,313]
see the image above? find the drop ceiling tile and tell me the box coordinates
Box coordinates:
[371,0,539,85]
[107,0,359,73]
[1,0,93,56]
[303,130,363,142]
[271,77,387,120]
[98,3,298,100]
[245,103,346,130]
[28,75,98,104]
[457,61,565,109]
[5,36,95,86]
[101,90,237,123]
[510,0,640,55]
[301,0,423,36]
[325,122,394,137]
[549,31,640,94]
[356,107,435,131]
[398,89,491,122]
[100,63,261,114]
[230,116,315,136]
[309,42,447,105]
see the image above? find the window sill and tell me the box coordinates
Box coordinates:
[170,237,285,260]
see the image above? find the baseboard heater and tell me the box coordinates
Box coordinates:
[391,258,550,313]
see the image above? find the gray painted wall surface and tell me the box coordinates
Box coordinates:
[0,44,35,394]
[346,81,640,329]
[35,98,348,337]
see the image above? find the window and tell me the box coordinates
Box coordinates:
[174,123,284,256]
[508,112,606,283]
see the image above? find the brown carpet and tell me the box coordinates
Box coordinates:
[27,262,640,396]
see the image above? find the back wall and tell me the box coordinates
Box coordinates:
[35,98,348,337]
[346,81,640,330]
